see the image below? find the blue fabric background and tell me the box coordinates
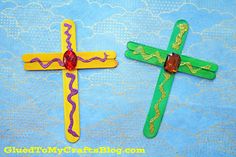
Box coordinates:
[0,0,236,156]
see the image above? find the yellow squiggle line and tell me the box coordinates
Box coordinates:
[149,73,171,133]
[180,62,211,74]
[133,46,165,64]
[172,23,188,50]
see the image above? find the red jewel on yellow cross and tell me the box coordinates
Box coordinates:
[22,19,118,143]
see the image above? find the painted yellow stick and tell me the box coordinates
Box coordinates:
[61,19,80,143]
[22,51,117,62]
[24,60,118,70]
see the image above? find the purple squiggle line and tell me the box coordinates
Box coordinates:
[64,23,72,50]
[29,52,108,69]
[64,22,109,63]
[30,57,64,68]
[78,52,108,63]
[66,72,79,137]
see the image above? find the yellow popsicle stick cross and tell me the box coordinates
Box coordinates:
[22,19,118,143]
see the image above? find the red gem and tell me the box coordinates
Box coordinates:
[164,53,181,73]
[63,50,77,70]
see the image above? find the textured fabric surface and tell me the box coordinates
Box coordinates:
[0,0,236,156]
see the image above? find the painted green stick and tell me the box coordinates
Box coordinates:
[126,41,218,72]
[124,19,218,138]
[144,20,188,138]
[125,49,216,80]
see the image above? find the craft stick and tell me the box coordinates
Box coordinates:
[125,48,215,79]
[127,41,168,60]
[61,19,80,143]
[143,19,189,138]
[128,41,217,73]
[178,66,216,80]
[143,70,174,138]
[22,51,116,62]
[180,55,218,72]
[24,61,64,70]
[22,53,63,62]
[76,60,118,69]
[24,60,118,70]
[167,20,189,53]
[125,50,165,67]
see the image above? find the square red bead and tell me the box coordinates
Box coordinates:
[164,53,181,73]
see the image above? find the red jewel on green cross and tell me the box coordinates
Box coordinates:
[164,53,181,73]
[125,20,218,138]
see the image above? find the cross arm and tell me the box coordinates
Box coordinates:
[22,51,118,70]
[125,41,166,66]
[125,41,217,79]
[179,55,217,79]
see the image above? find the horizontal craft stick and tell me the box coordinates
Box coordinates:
[24,60,118,70]
[22,51,117,62]
[127,42,168,60]
[127,41,217,72]
[180,55,218,72]
[125,50,164,66]
[178,65,216,80]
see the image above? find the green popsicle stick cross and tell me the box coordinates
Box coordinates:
[125,20,218,138]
